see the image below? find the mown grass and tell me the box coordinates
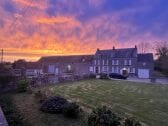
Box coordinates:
[4,79,168,126]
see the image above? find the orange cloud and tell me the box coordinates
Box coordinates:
[36,16,81,28]
[12,0,47,9]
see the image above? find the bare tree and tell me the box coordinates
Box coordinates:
[154,41,168,75]
[155,41,168,58]
[137,42,151,53]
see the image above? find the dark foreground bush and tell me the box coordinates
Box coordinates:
[63,102,82,118]
[124,117,141,126]
[17,79,29,92]
[88,106,121,126]
[0,75,13,88]
[40,96,68,114]
[0,95,28,126]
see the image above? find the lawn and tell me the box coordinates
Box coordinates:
[6,79,168,126]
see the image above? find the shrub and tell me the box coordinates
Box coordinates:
[99,73,109,79]
[17,79,29,92]
[124,117,141,126]
[34,90,47,103]
[88,106,121,126]
[63,102,82,119]
[40,96,68,114]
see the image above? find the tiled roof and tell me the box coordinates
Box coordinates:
[96,48,137,58]
[39,55,94,63]
[26,62,42,69]
[138,53,153,63]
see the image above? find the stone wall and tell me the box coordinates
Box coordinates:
[0,106,8,126]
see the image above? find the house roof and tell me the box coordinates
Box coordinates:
[96,48,137,58]
[39,55,94,63]
[138,53,153,63]
[26,62,42,69]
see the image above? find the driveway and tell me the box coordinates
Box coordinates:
[127,77,168,84]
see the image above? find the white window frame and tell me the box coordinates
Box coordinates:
[98,60,100,65]
[102,60,104,65]
[112,60,115,65]
[127,67,130,73]
[129,59,132,65]
[116,60,119,65]
[112,67,114,73]
[115,66,119,73]
[55,68,59,75]
[94,60,96,65]
[89,66,94,72]
[130,68,135,73]
[124,60,127,65]
[48,65,55,74]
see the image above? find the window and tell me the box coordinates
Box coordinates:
[124,60,127,65]
[112,60,115,65]
[102,60,104,65]
[107,60,109,65]
[116,60,119,65]
[48,65,55,73]
[127,67,130,73]
[98,60,100,65]
[130,68,135,73]
[129,60,132,65]
[55,68,59,75]
[94,60,96,65]
[89,66,94,72]
[115,67,119,73]
[102,66,107,72]
[112,67,114,73]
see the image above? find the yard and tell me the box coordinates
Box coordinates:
[3,79,168,126]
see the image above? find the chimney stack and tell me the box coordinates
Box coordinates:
[113,46,115,50]
[97,48,100,51]
[135,45,137,49]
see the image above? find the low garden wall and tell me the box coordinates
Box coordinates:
[0,106,8,126]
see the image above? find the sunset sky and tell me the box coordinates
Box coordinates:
[0,0,168,62]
